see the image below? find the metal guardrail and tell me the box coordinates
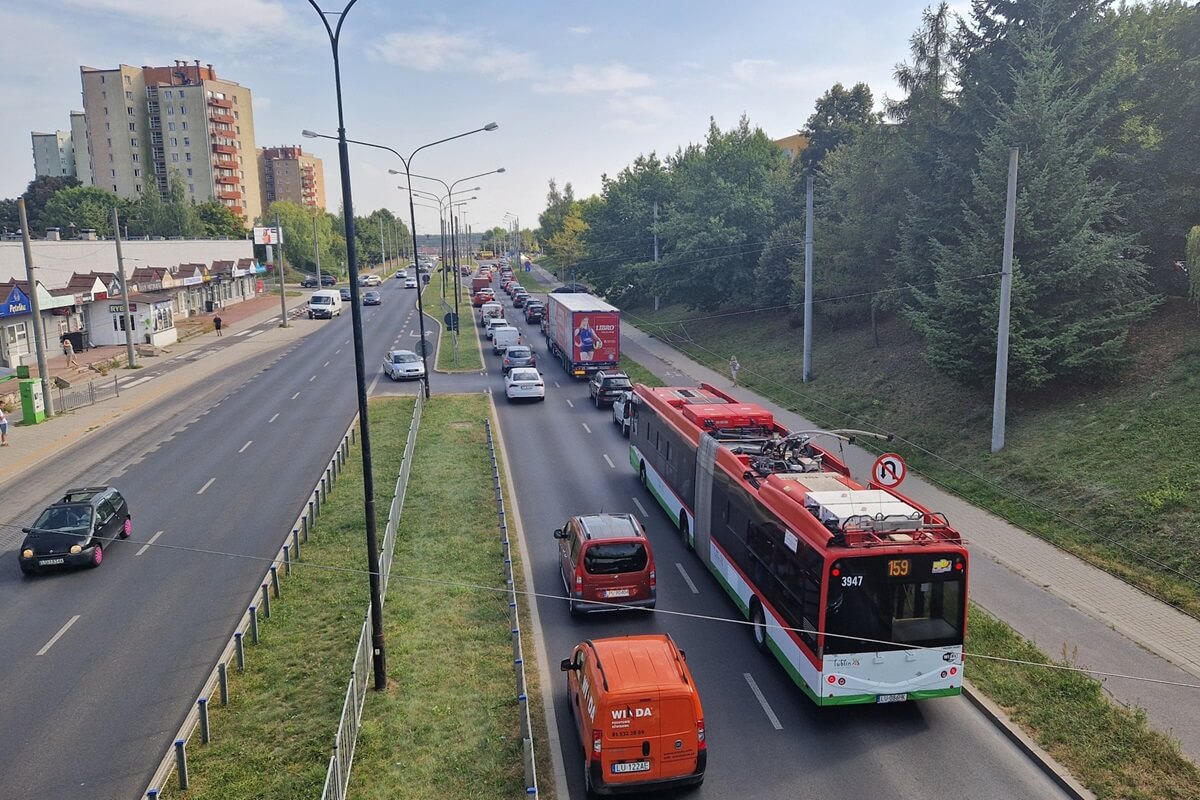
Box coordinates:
[320,390,423,800]
[142,393,421,799]
[484,419,540,798]
[55,375,121,412]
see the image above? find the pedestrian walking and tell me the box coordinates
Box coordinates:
[0,406,9,446]
[213,315,223,337]
[729,355,740,387]
[62,336,78,368]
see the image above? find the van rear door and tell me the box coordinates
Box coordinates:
[601,690,661,786]
[655,692,701,779]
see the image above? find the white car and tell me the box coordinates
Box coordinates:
[404,276,418,289]
[383,349,425,381]
[612,390,634,437]
[484,316,508,339]
[505,368,544,402]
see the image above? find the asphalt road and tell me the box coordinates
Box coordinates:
[0,276,428,799]
[485,286,1072,800]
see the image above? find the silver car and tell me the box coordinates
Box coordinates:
[383,349,425,381]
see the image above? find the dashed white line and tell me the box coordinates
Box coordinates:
[234,330,252,337]
[566,399,574,408]
[309,375,316,382]
[602,453,615,469]
[632,497,649,518]
[744,673,783,730]
[335,348,342,355]
[136,530,164,557]
[675,563,700,594]
[292,392,301,400]
[37,615,81,656]
[582,423,592,434]
[197,477,216,495]
[269,413,280,423]
[246,330,263,338]
[554,381,561,388]
[323,360,330,367]
[122,376,154,389]
[239,440,253,453]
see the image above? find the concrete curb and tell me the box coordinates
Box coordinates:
[962,680,1095,800]
[487,390,570,799]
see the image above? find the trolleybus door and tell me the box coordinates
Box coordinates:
[693,435,719,562]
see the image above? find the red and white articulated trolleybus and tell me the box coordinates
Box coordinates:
[627,383,968,706]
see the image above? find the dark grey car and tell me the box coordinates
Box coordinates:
[18,486,132,574]
[502,345,537,373]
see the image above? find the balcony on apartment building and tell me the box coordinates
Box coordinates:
[215,174,239,186]
[217,189,242,201]
[212,143,237,155]
[207,96,233,109]
[208,111,235,124]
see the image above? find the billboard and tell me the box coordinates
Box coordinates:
[253,226,283,246]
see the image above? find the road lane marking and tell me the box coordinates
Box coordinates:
[122,376,154,389]
[554,381,561,388]
[292,392,301,400]
[235,330,252,337]
[744,673,783,730]
[269,413,279,423]
[335,348,342,355]
[566,399,574,408]
[323,360,330,367]
[246,330,263,338]
[602,453,615,469]
[632,497,649,518]
[197,477,216,495]
[37,615,81,656]
[675,563,700,594]
[309,375,316,382]
[239,440,253,453]
[136,530,164,557]
[582,423,592,434]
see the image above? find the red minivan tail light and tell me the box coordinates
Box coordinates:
[649,568,656,587]
[697,718,706,750]
[592,728,602,756]
[575,565,584,591]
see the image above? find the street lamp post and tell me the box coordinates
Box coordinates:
[305,128,500,398]
[304,0,388,691]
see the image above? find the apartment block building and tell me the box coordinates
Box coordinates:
[259,146,325,211]
[30,129,77,178]
[77,61,261,223]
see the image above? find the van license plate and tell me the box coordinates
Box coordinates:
[605,588,630,598]
[877,693,908,704]
[39,558,65,566]
[611,761,651,774]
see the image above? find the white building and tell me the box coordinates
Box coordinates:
[31,130,76,178]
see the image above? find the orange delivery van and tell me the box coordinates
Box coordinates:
[560,634,706,795]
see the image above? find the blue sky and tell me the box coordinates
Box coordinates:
[4,0,946,237]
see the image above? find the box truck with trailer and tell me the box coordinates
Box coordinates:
[546,293,621,378]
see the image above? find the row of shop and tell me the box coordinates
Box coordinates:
[0,258,267,368]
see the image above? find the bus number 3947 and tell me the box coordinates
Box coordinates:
[841,575,863,588]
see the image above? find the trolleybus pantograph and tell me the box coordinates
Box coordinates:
[628,383,968,706]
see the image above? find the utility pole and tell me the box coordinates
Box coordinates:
[18,199,54,417]
[653,200,660,311]
[379,216,385,269]
[991,146,1020,453]
[113,208,137,369]
[275,216,288,327]
[802,176,814,383]
[313,209,322,286]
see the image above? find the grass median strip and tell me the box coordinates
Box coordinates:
[348,394,546,799]
[432,276,483,372]
[160,397,414,799]
[967,607,1200,800]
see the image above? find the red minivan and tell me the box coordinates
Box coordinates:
[555,513,656,616]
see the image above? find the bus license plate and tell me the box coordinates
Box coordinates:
[612,760,651,774]
[605,588,630,598]
[40,558,65,566]
[877,693,908,704]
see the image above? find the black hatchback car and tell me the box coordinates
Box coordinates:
[588,371,633,408]
[18,486,131,574]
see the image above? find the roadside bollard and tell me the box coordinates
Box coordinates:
[198,697,210,744]
[218,662,229,706]
[518,693,530,737]
[262,583,272,618]
[304,508,312,542]
[174,740,189,790]
[272,562,282,593]
[292,528,301,561]
[250,606,259,644]
[314,489,321,517]
[321,475,328,503]
[235,631,245,670]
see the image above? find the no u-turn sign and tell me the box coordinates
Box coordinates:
[873,453,907,488]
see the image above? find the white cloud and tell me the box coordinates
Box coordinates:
[567,25,592,35]
[729,58,780,84]
[63,0,301,42]
[368,30,536,82]
[535,63,652,95]
[608,93,669,118]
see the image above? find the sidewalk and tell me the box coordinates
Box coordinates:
[0,290,311,491]
[527,260,1200,762]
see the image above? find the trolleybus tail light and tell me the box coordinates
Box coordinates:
[826,675,837,685]
[592,729,603,756]
[949,666,958,676]
[697,718,706,750]
[831,562,841,578]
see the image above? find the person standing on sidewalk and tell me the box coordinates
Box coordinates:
[0,406,9,446]
[213,315,224,337]
[62,336,78,368]
[729,355,740,387]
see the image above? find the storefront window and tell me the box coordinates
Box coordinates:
[154,305,174,331]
